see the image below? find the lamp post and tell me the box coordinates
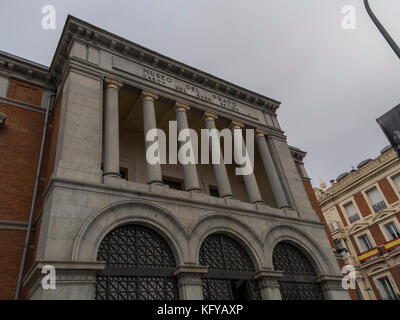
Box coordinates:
[363,0,400,60]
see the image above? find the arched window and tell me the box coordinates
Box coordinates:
[95,224,179,300]
[199,234,261,300]
[273,242,325,300]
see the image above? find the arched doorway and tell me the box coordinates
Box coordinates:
[273,241,325,300]
[95,224,179,300]
[199,234,261,300]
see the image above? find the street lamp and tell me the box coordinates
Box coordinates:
[363,0,400,60]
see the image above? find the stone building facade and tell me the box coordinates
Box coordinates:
[0,16,348,300]
[315,146,400,300]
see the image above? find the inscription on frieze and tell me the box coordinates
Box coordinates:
[112,55,260,120]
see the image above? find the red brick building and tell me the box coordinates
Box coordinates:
[315,146,400,300]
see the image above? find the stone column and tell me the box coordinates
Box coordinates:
[175,102,201,192]
[103,77,123,178]
[256,129,289,208]
[255,270,283,300]
[203,112,234,198]
[230,121,263,204]
[142,90,163,185]
[174,265,208,300]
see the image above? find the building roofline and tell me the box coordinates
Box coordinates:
[49,15,281,112]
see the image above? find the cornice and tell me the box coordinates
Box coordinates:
[317,148,398,206]
[50,15,280,114]
[289,146,307,163]
[0,51,54,88]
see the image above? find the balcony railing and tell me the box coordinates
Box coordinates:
[349,213,361,223]
[358,247,379,262]
[384,237,400,251]
[372,200,387,213]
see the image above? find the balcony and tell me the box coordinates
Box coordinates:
[349,213,361,223]
[358,247,379,263]
[372,200,387,213]
[384,237,400,251]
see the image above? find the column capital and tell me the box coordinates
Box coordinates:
[104,77,123,90]
[202,111,218,121]
[142,90,158,101]
[229,120,244,130]
[174,101,190,112]
[255,128,269,137]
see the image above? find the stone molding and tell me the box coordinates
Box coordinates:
[317,275,345,291]
[23,260,106,292]
[173,265,209,277]
[0,220,28,230]
[52,16,280,114]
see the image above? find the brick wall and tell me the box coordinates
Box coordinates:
[294,163,359,299]
[0,79,47,299]
[7,78,43,106]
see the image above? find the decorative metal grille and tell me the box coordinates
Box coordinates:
[372,200,387,213]
[273,242,325,300]
[200,234,255,273]
[200,234,261,300]
[349,213,361,223]
[202,279,233,300]
[95,225,179,300]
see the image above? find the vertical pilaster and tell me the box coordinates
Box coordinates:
[255,270,283,300]
[142,90,163,185]
[103,77,123,178]
[256,129,289,208]
[230,121,263,204]
[174,266,208,300]
[203,112,234,198]
[175,102,201,192]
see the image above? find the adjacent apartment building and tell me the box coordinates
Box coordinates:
[315,146,400,300]
[0,16,348,300]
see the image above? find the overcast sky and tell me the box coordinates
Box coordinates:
[1,0,399,186]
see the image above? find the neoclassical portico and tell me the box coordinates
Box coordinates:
[102,80,291,207]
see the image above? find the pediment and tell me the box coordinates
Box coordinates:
[372,209,396,223]
[367,263,388,275]
[348,221,369,234]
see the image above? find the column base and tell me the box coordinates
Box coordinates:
[221,194,235,199]
[103,172,121,178]
[147,181,163,186]
[186,187,202,193]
